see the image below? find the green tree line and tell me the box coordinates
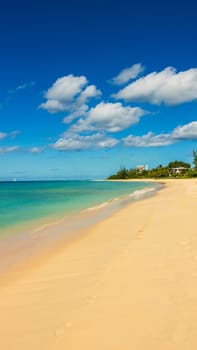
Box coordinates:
[108,151,197,180]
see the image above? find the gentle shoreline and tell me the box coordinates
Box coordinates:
[0,180,156,239]
[0,181,160,284]
[0,179,197,349]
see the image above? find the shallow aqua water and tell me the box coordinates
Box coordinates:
[0,180,154,234]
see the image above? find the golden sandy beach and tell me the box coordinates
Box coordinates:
[0,179,197,349]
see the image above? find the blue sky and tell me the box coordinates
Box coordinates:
[0,0,197,180]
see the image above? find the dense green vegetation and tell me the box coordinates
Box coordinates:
[108,151,197,179]
[193,150,197,170]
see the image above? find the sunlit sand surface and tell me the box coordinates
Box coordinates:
[0,179,197,349]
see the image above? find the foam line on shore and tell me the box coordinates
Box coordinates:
[0,181,162,283]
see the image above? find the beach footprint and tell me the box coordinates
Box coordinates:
[179,240,190,250]
[86,295,97,304]
[55,321,72,337]
[136,228,143,240]
[55,327,65,338]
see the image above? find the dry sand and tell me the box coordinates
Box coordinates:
[0,179,197,350]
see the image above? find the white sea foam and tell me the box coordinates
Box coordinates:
[83,185,159,214]
[0,182,163,279]
[83,201,110,212]
[128,186,156,198]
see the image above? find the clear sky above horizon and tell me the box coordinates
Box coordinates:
[0,0,197,180]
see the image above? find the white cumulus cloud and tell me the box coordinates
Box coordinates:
[70,102,146,133]
[0,132,7,140]
[63,105,89,124]
[0,130,20,141]
[45,74,87,102]
[123,121,197,147]
[77,85,101,104]
[28,146,45,153]
[0,146,20,155]
[40,99,66,114]
[39,74,101,117]
[173,121,197,140]
[111,63,144,85]
[114,67,197,105]
[51,101,146,151]
[53,133,119,151]
[123,132,173,147]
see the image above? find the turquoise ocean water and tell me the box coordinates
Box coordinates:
[0,180,156,236]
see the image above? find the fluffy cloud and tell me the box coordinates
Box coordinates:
[39,74,101,116]
[40,99,66,114]
[53,133,119,151]
[77,85,101,104]
[0,130,20,141]
[123,132,173,147]
[123,121,197,147]
[28,146,45,153]
[70,102,146,133]
[0,132,7,140]
[51,98,147,151]
[114,67,197,105]
[0,146,20,155]
[173,121,197,140]
[45,75,87,102]
[111,63,144,85]
[63,105,89,124]
[0,131,20,155]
